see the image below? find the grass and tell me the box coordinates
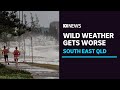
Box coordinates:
[0,63,33,79]
[27,62,59,70]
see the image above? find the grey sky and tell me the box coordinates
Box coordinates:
[19,11,59,27]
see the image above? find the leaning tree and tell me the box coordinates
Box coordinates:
[0,11,30,46]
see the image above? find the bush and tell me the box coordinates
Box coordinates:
[0,63,33,79]
[0,63,5,68]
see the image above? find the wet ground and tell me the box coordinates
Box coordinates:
[0,60,59,79]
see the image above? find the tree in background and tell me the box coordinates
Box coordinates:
[30,13,42,35]
[0,11,30,46]
[0,11,19,46]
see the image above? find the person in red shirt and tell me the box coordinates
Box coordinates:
[13,47,20,65]
[2,46,9,65]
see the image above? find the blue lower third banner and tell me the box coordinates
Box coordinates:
[62,56,118,58]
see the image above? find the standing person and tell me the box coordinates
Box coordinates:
[13,47,20,65]
[2,46,9,65]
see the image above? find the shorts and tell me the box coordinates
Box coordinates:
[4,55,8,59]
[14,55,19,60]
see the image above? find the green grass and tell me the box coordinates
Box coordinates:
[0,63,33,79]
[27,62,59,70]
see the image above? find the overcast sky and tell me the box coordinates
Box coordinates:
[18,11,59,27]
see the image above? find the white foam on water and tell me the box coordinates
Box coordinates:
[0,35,59,65]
